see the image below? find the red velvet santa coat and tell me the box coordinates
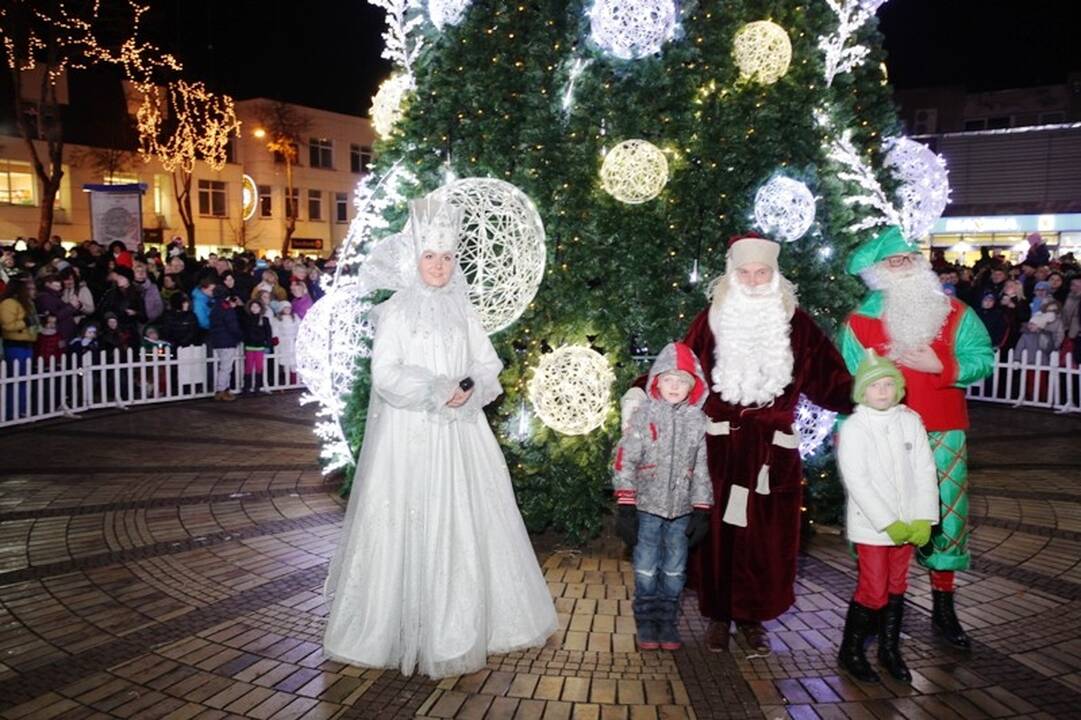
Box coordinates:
[676,306,854,622]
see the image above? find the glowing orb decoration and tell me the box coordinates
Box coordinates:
[294,282,374,404]
[438,178,547,333]
[600,139,669,204]
[528,346,615,436]
[754,176,816,242]
[429,0,471,30]
[795,394,836,459]
[241,174,258,221]
[588,0,678,60]
[732,21,792,84]
[883,137,950,240]
[370,74,412,138]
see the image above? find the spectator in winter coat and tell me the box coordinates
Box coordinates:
[209,294,243,401]
[975,293,1006,349]
[1048,272,1068,303]
[160,273,182,305]
[251,270,288,302]
[269,301,299,384]
[0,278,39,419]
[192,277,216,331]
[161,293,200,347]
[289,280,313,319]
[231,257,257,301]
[98,268,146,338]
[240,299,273,393]
[133,261,164,323]
[1062,277,1081,356]
[35,273,78,344]
[60,267,94,329]
[100,312,132,356]
[1024,232,1051,269]
[68,321,100,361]
[109,241,134,270]
[33,313,64,362]
[999,279,1031,354]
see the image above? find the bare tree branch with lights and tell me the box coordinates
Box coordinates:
[0,0,180,243]
[252,101,312,256]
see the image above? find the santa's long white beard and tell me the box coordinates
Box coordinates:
[709,275,794,407]
[868,258,951,357]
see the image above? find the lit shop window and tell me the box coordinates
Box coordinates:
[0,160,36,206]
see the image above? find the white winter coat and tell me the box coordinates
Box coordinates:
[837,404,939,546]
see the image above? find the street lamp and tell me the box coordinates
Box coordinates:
[253,127,266,139]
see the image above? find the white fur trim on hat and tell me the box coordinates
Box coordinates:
[727,236,779,271]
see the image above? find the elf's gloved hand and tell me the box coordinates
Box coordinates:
[885,521,911,545]
[685,508,711,548]
[616,505,639,547]
[907,519,932,547]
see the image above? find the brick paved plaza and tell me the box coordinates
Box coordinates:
[0,395,1078,719]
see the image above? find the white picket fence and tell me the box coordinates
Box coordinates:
[0,345,304,427]
[966,348,1081,414]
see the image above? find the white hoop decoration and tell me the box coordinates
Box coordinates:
[795,395,836,459]
[754,176,816,242]
[588,0,678,60]
[436,178,546,334]
[370,74,412,138]
[600,139,669,204]
[883,137,950,241]
[733,21,792,84]
[528,346,615,436]
[429,0,471,30]
[295,282,374,405]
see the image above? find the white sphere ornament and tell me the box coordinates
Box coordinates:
[439,178,547,334]
[370,74,412,138]
[795,395,836,459]
[528,346,615,436]
[884,137,950,240]
[754,176,816,242]
[732,21,792,84]
[295,283,374,404]
[429,0,471,30]
[589,0,678,60]
[600,139,669,204]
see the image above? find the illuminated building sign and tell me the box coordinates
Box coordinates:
[933,213,1081,234]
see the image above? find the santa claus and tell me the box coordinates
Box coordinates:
[626,234,853,655]
[840,225,994,649]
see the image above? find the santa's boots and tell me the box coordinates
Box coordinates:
[877,595,912,682]
[838,601,880,683]
[932,590,971,649]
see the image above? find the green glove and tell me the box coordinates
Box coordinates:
[885,521,910,545]
[908,519,932,547]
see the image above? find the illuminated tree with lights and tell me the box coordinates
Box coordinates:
[335,0,937,538]
[0,0,179,243]
[252,101,312,256]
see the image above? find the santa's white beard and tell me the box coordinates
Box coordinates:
[867,258,951,357]
[709,275,794,407]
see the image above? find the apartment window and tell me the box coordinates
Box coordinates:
[309,138,333,169]
[285,188,300,219]
[308,189,323,221]
[0,160,36,206]
[258,185,272,218]
[350,144,373,174]
[335,192,348,223]
[987,116,1011,130]
[197,180,227,217]
[963,118,987,131]
[274,142,301,165]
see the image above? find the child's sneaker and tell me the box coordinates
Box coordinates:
[636,622,660,650]
[658,623,682,651]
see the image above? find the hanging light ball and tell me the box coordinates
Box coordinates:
[429,0,471,30]
[588,0,678,60]
[732,21,792,84]
[370,74,412,138]
[295,282,374,405]
[600,139,669,204]
[754,176,816,243]
[883,137,950,240]
[795,395,837,459]
[528,346,615,436]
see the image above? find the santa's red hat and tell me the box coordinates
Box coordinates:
[727,232,779,271]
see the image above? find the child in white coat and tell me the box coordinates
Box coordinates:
[837,351,939,685]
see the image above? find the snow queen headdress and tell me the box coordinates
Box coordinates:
[409,194,462,257]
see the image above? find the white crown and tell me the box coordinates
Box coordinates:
[409,194,462,256]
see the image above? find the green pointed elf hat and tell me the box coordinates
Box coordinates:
[845,225,919,275]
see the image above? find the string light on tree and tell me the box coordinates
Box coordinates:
[588,0,678,60]
[795,395,837,459]
[370,73,413,138]
[883,136,950,240]
[732,21,792,85]
[753,176,816,242]
[819,0,890,87]
[428,0,471,31]
[600,139,669,204]
[528,346,615,436]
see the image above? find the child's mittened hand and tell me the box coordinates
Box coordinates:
[685,508,711,548]
[885,521,911,545]
[616,505,638,547]
[907,520,932,547]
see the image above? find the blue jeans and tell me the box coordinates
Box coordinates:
[633,511,690,631]
[4,345,32,421]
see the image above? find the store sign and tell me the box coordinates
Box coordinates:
[934,213,1081,234]
[84,183,146,251]
[291,237,323,250]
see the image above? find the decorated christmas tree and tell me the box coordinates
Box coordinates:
[296,0,950,542]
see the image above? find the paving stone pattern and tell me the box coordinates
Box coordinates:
[0,397,1078,719]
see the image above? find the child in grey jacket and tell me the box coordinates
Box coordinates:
[613,341,713,651]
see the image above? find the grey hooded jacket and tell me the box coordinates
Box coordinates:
[613,342,714,519]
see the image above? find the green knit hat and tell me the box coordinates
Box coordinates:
[845,225,919,275]
[852,350,906,405]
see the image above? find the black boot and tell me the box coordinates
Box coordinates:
[838,601,880,683]
[932,590,971,649]
[877,595,912,682]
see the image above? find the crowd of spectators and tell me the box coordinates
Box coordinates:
[0,234,327,408]
[933,232,1081,368]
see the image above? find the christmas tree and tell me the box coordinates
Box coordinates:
[303,0,945,542]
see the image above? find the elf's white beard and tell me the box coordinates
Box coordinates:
[865,256,951,358]
[708,273,794,407]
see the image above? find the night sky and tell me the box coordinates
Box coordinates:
[146,1,1081,116]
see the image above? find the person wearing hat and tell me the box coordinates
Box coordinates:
[98,266,146,341]
[623,233,855,656]
[840,226,994,649]
[837,351,939,684]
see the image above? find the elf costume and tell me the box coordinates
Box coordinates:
[840,226,994,649]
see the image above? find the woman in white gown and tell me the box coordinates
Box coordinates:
[322,193,557,679]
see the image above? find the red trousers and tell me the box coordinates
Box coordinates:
[854,544,914,609]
